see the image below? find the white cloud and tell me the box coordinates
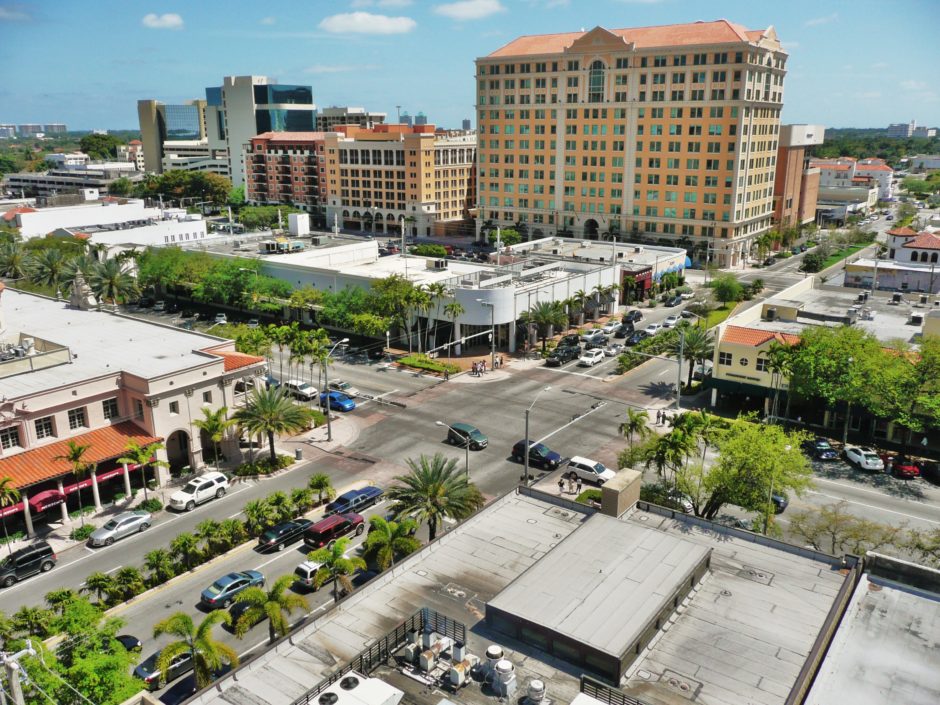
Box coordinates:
[901,79,927,91]
[804,13,837,27]
[260,16,276,25]
[433,0,506,21]
[0,5,31,21]
[142,13,184,30]
[352,0,413,6]
[303,63,379,74]
[318,11,416,34]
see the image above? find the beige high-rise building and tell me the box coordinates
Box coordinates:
[475,19,787,266]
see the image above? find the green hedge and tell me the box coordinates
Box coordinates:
[138,498,164,513]
[575,489,602,505]
[398,353,460,375]
[69,524,96,541]
[232,454,295,477]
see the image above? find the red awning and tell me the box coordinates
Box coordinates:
[0,501,24,519]
[28,489,65,513]
[62,466,126,494]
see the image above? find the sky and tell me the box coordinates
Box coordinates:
[1,0,938,131]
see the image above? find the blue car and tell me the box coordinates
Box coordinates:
[511,440,562,469]
[200,570,264,608]
[320,391,356,412]
[325,486,384,516]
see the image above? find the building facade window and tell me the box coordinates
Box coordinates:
[203,391,212,404]
[0,426,20,450]
[169,401,180,415]
[35,417,55,439]
[134,399,144,419]
[68,408,87,430]
[718,352,732,366]
[102,398,119,420]
[756,358,768,372]
[587,60,606,103]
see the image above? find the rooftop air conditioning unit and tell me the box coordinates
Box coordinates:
[766,308,777,321]
[634,247,642,253]
[311,236,324,246]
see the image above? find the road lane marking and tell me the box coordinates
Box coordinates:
[253,551,295,571]
[239,638,267,659]
[812,475,940,502]
[806,490,940,525]
[105,566,120,574]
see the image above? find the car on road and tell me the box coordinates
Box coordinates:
[135,650,194,691]
[644,323,662,335]
[88,510,151,546]
[214,313,228,325]
[565,456,616,485]
[320,391,356,412]
[663,314,681,328]
[444,422,489,450]
[200,570,265,608]
[613,323,634,338]
[680,309,698,319]
[580,329,607,345]
[763,257,776,266]
[844,446,884,472]
[168,471,230,511]
[282,380,318,401]
[325,486,385,516]
[665,295,682,307]
[247,318,260,328]
[623,310,644,323]
[771,494,789,514]
[578,349,605,366]
[679,291,695,301]
[692,361,713,380]
[116,634,142,652]
[303,513,365,549]
[604,343,624,356]
[883,455,921,479]
[0,541,56,588]
[600,321,621,334]
[805,437,839,461]
[545,345,580,366]
[328,379,361,397]
[511,440,562,469]
[625,330,650,346]
[886,214,894,221]
[921,461,940,485]
[293,560,325,591]
[558,334,582,348]
[257,518,314,552]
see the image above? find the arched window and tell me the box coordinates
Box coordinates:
[922,252,930,263]
[588,60,606,103]
[932,252,939,263]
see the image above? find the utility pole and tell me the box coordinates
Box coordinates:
[2,643,35,705]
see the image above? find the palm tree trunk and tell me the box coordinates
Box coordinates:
[268,431,277,463]
[333,576,339,604]
[428,519,437,542]
[76,485,84,527]
[269,622,276,645]
[2,515,12,556]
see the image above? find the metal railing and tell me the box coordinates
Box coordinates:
[580,675,651,705]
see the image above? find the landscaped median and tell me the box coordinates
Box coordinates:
[395,353,460,376]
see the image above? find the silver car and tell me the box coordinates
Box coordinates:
[88,510,151,547]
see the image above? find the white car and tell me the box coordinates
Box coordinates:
[168,471,230,511]
[679,291,694,300]
[644,323,662,335]
[282,380,318,401]
[578,349,605,366]
[328,379,361,397]
[566,456,617,485]
[214,313,228,325]
[668,490,694,514]
[844,446,884,472]
[663,315,680,328]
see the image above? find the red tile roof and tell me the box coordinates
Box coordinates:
[887,227,919,237]
[252,131,326,143]
[487,19,768,58]
[1,206,35,222]
[856,164,892,172]
[0,422,161,490]
[902,232,940,250]
[213,350,266,372]
[722,325,800,348]
[810,162,852,171]
[129,139,142,145]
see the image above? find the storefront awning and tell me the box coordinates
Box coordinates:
[0,501,24,519]
[61,466,127,494]
[28,489,65,513]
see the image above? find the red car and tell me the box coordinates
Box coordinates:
[882,454,921,479]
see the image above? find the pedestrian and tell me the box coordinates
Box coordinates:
[558,477,565,495]
[473,361,479,376]
[576,477,583,495]
[499,354,504,368]
[482,359,487,373]
[656,410,662,425]
[444,368,450,381]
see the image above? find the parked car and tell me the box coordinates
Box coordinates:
[883,455,921,479]
[444,422,488,450]
[181,308,196,318]
[763,257,776,266]
[680,309,697,319]
[566,456,616,485]
[0,541,56,587]
[247,318,260,328]
[886,214,894,221]
[805,437,839,461]
[679,291,695,301]
[168,471,229,511]
[580,329,607,345]
[135,650,193,691]
[623,310,643,323]
[558,334,582,348]
[320,391,356,412]
[511,440,562,469]
[921,461,940,485]
[625,330,650,346]
[771,494,789,514]
[613,323,634,338]
[293,560,325,591]
[644,323,662,335]
[692,361,713,380]
[214,313,228,325]
[604,343,624,356]
[136,297,155,308]
[600,321,620,334]
[200,570,265,608]
[665,295,682,307]
[545,345,580,366]
[303,513,365,549]
[153,300,166,312]
[578,349,605,366]
[257,519,314,552]
[667,489,694,514]
[663,314,681,328]
[325,486,384,516]
[844,446,885,472]
[88,510,151,547]
[329,379,361,397]
[116,635,142,652]
[282,380,318,401]
[583,335,608,350]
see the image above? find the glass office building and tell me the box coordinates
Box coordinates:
[163,104,202,141]
[253,84,313,105]
[255,109,315,133]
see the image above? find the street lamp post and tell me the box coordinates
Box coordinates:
[476,299,496,370]
[435,421,469,477]
[323,338,349,442]
[765,444,791,535]
[523,386,552,486]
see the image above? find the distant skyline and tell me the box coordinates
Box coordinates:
[1,0,938,131]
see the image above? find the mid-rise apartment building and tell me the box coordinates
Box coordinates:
[43,123,68,134]
[316,106,386,132]
[809,156,893,201]
[246,131,330,224]
[772,124,823,227]
[475,20,787,266]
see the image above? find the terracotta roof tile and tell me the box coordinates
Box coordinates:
[810,162,852,171]
[2,206,35,222]
[887,227,919,237]
[722,325,800,348]
[487,19,763,58]
[856,164,893,172]
[0,422,161,490]
[902,232,940,250]
[213,350,266,372]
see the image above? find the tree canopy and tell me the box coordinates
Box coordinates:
[79,133,122,160]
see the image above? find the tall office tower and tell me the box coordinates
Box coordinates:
[400,112,413,127]
[17,124,43,136]
[462,118,472,130]
[886,121,915,139]
[215,76,317,187]
[475,20,788,267]
[137,99,208,173]
[414,112,428,126]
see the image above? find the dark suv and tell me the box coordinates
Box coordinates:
[1,541,56,587]
[445,422,488,450]
[511,440,562,469]
[545,346,580,366]
[303,513,365,549]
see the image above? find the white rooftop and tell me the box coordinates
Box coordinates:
[0,289,231,398]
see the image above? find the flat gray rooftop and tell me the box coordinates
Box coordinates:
[620,509,845,705]
[488,512,710,659]
[805,574,940,705]
[1,289,230,398]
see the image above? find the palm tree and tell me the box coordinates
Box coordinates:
[387,453,485,541]
[520,301,568,352]
[82,571,116,605]
[170,531,202,571]
[424,282,448,350]
[362,516,420,570]
[443,301,465,354]
[290,488,315,514]
[308,474,335,505]
[308,538,367,604]
[87,257,139,306]
[44,587,79,613]
[233,574,309,644]
[55,441,93,527]
[28,247,69,295]
[0,241,29,279]
[192,407,235,472]
[243,498,277,537]
[572,289,589,326]
[233,387,315,463]
[266,490,294,524]
[668,326,714,389]
[408,286,432,352]
[144,548,176,586]
[217,518,247,551]
[766,342,794,423]
[195,519,224,558]
[0,477,21,556]
[117,440,168,501]
[619,408,652,450]
[154,610,238,690]
[12,605,53,638]
[112,567,146,601]
[61,253,98,294]
[265,324,293,382]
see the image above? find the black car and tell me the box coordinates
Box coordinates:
[511,440,562,469]
[584,335,607,350]
[806,437,839,461]
[625,330,650,346]
[613,323,634,338]
[763,257,775,266]
[665,295,682,307]
[545,345,580,366]
[0,541,56,587]
[558,334,582,348]
[116,634,142,652]
[771,494,788,514]
[257,518,314,552]
[324,486,384,516]
[623,310,644,323]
